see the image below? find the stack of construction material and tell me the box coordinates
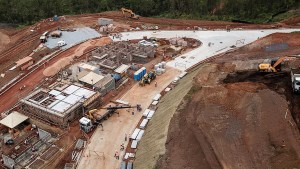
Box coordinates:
[154,62,166,75]
[169,38,188,46]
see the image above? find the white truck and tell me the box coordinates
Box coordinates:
[291,69,300,93]
[57,40,66,47]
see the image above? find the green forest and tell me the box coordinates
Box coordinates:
[0,0,299,25]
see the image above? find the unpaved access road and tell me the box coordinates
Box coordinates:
[77,67,181,169]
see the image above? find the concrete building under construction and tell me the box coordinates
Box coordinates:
[18,83,101,127]
[91,41,156,71]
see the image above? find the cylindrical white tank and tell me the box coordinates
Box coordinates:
[161,62,166,68]
[156,68,162,75]
[158,63,162,68]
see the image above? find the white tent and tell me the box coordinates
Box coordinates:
[0,111,28,128]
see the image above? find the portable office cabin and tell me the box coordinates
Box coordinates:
[98,18,113,26]
[134,67,146,81]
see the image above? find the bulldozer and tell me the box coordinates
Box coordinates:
[139,71,156,86]
[121,8,139,20]
[258,55,300,72]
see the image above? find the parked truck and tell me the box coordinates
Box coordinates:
[80,104,141,133]
[291,69,300,93]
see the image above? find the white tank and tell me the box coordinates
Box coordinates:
[161,68,166,73]
[156,68,162,75]
[161,62,166,68]
[154,65,159,70]
[158,63,162,68]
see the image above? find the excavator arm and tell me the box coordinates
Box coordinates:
[272,56,289,69]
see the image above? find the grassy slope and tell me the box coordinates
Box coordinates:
[133,64,207,169]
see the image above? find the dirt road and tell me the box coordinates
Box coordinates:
[0,30,10,52]
[77,67,181,169]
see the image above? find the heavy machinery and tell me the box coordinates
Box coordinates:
[139,71,156,86]
[258,55,300,72]
[258,57,285,72]
[291,69,300,93]
[80,104,141,133]
[121,8,139,20]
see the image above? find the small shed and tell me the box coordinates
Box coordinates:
[79,72,104,85]
[15,56,34,71]
[98,18,113,26]
[0,111,28,129]
[40,35,47,43]
[78,63,99,73]
[50,30,62,37]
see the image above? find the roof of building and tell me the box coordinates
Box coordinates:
[78,63,98,71]
[79,72,104,85]
[77,70,90,80]
[94,75,114,88]
[114,64,130,74]
[15,57,33,67]
[0,111,28,128]
[22,84,96,116]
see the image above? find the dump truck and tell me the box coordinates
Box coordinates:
[291,69,300,93]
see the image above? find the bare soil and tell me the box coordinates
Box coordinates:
[159,63,300,169]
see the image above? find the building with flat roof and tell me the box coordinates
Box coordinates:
[18,84,101,127]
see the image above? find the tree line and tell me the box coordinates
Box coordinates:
[0,0,298,25]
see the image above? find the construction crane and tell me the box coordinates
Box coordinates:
[120,8,140,20]
[258,55,299,72]
[80,104,142,133]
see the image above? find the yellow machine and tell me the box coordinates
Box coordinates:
[258,56,291,72]
[121,8,139,19]
[139,74,148,86]
[139,71,157,86]
[86,109,99,122]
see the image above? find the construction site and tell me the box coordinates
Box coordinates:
[0,8,299,169]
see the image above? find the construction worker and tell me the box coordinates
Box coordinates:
[155,81,157,87]
[120,143,125,151]
[114,150,118,159]
[125,133,127,142]
[116,151,119,160]
[99,123,103,131]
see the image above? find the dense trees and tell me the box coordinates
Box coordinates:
[0,0,298,24]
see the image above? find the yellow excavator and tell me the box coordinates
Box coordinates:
[258,55,299,72]
[121,8,140,20]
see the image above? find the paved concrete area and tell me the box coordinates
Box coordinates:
[111,29,300,70]
[45,27,100,49]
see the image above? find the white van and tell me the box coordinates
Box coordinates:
[57,40,67,47]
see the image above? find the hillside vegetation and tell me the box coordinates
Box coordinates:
[0,0,299,24]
